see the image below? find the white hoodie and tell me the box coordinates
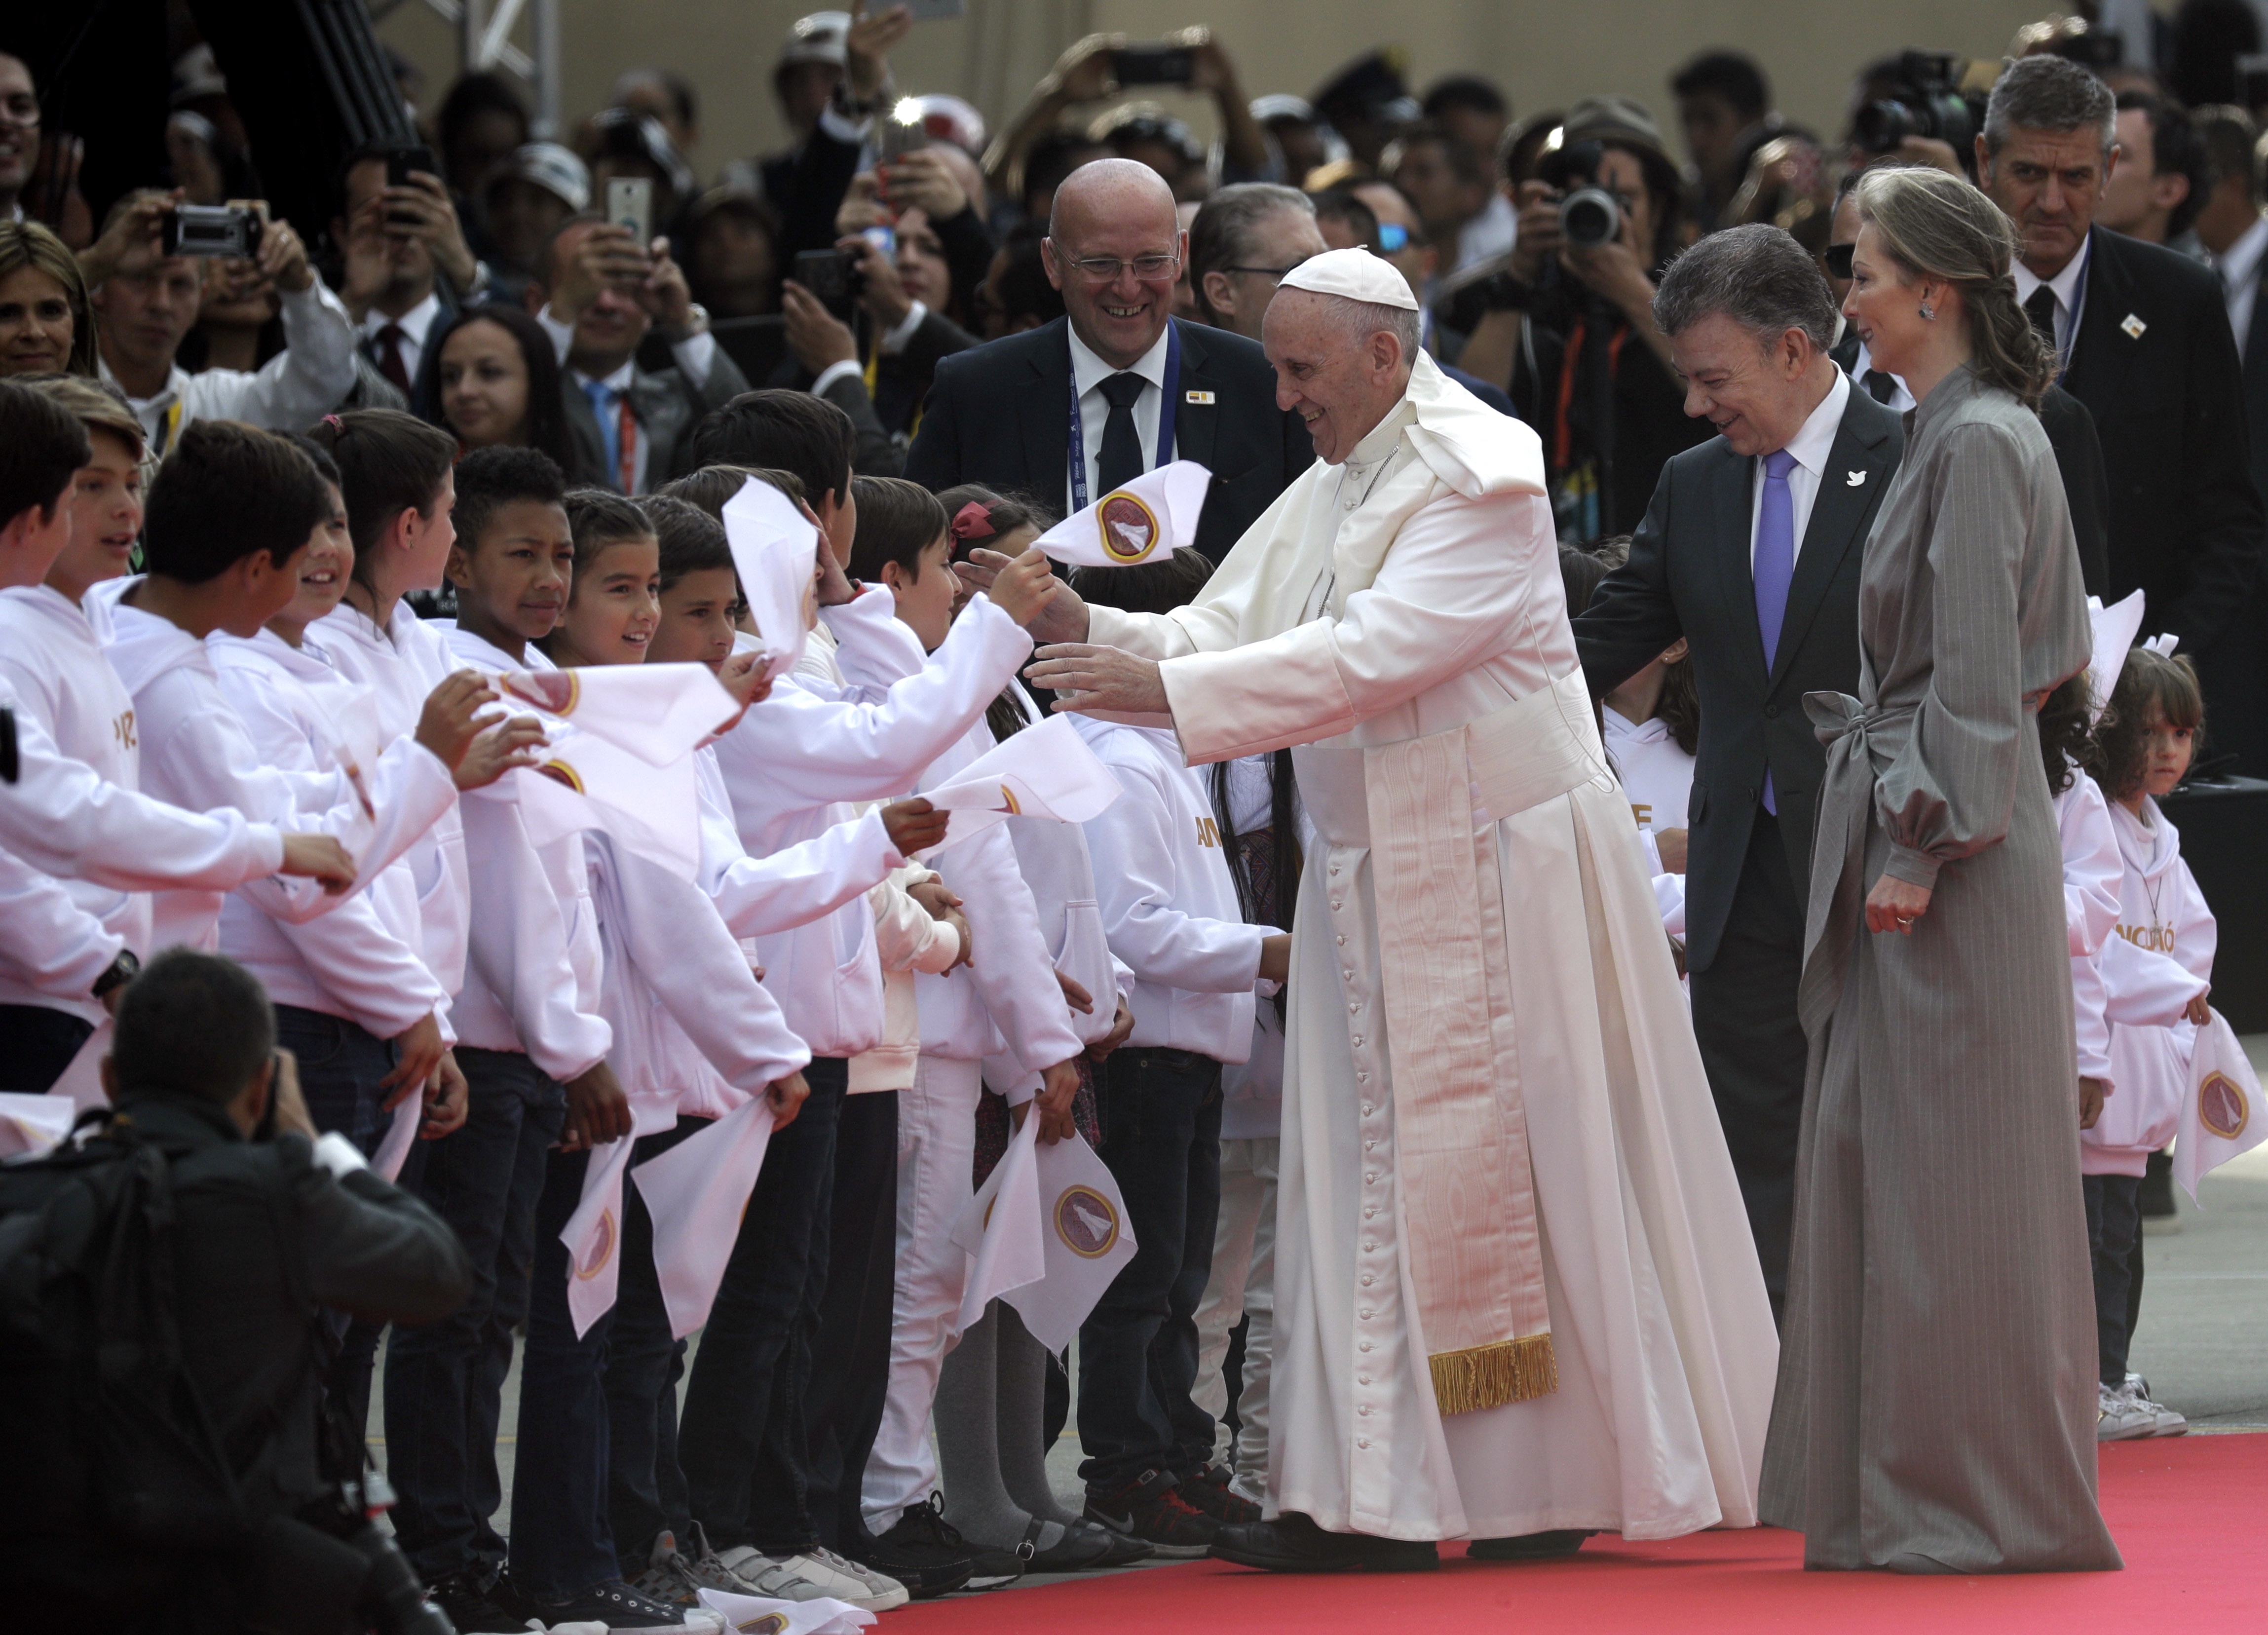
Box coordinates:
[98,580,454,953]
[708,587,1032,1058]
[207,627,449,1040]
[2087,793,2216,1178]
[0,675,282,890]
[435,625,612,1084]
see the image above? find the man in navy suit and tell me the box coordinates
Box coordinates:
[905,159,1312,560]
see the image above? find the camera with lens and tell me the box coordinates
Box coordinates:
[1853,50,1988,156]
[164,202,264,259]
[1537,139,1623,250]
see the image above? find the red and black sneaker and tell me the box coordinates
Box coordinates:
[1081,1467,1220,1558]
[1177,1464,1262,1524]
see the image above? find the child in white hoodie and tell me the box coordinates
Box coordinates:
[2085,646,2213,1441]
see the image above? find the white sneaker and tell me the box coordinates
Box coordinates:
[2122,1373,2190,1436]
[2097,1382,2157,1441]
[712,1545,831,1602]
[782,1547,911,1613]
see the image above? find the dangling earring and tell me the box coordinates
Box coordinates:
[1918,293,1935,320]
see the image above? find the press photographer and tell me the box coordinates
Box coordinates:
[1452,95,1709,540]
[0,950,472,1633]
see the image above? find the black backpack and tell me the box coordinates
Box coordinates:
[0,1108,251,1561]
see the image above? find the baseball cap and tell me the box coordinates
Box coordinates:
[490,142,591,213]
[778,11,851,69]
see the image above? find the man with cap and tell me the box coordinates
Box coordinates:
[483,142,591,302]
[969,246,1774,1569]
[905,158,1311,562]
[1450,96,1711,542]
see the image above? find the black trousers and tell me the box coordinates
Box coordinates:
[803,1087,900,1554]
[0,1003,93,1093]
[1077,1047,1224,1493]
[1688,808,1808,1319]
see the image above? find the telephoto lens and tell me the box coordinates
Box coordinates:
[1558,186,1622,248]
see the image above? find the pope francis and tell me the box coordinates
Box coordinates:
[992,247,1777,1571]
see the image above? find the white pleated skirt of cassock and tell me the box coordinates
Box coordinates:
[1268,747,1778,1542]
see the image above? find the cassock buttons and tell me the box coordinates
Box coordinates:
[1360,1340,1374,1351]
[1361,1275,1375,1286]
[1359,1374,1372,1385]
[1336,934,1347,945]
[1349,1002,1359,1014]
[1359,1438,1372,1448]
[1361,1104,1374,1116]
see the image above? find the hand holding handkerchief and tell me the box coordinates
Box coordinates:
[916,715,1120,859]
[722,475,822,681]
[1034,461,1210,567]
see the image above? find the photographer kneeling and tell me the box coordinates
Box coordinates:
[2,951,471,1631]
[1451,96,1710,542]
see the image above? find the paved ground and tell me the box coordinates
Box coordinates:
[375,1037,2268,1568]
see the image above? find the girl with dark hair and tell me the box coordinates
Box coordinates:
[433,303,582,479]
[2079,645,2213,1444]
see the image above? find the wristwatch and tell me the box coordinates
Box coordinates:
[659,302,711,344]
[91,948,141,1002]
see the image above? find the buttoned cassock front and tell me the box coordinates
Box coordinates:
[1082,355,1775,1540]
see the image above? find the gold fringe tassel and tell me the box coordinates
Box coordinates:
[1429,1333,1558,1415]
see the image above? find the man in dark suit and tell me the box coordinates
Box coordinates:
[1977,54,2264,738]
[1573,226,1903,1319]
[527,216,748,494]
[905,158,1311,559]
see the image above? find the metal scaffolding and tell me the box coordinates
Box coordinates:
[373,0,562,136]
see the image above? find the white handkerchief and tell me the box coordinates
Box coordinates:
[918,715,1121,859]
[1003,1128,1138,1352]
[2174,1010,2267,1204]
[695,1588,876,1635]
[496,663,739,765]
[514,728,703,879]
[1035,461,1211,567]
[632,1095,778,1338]
[2085,591,2146,727]
[562,1131,640,1338]
[0,1092,76,1158]
[373,1089,422,1183]
[722,476,822,682]
[949,1113,1046,1333]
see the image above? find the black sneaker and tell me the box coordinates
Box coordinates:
[865,1495,979,1597]
[1178,1464,1263,1524]
[1082,1467,1220,1558]
[1026,1518,1155,1571]
[427,1567,528,1634]
[529,1577,717,1633]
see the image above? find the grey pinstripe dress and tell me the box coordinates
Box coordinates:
[1759,367,2121,1572]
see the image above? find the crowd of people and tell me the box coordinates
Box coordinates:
[0,3,2263,1631]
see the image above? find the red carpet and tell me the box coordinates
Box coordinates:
[889,1436,2267,1634]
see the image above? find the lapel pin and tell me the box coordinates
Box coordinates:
[1846,470,1867,487]
[2121,313,2147,340]
[1184,389,1215,404]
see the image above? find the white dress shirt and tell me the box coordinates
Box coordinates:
[1749,367,1850,570]
[100,277,359,456]
[2212,213,2268,354]
[1844,337,1916,414]
[2013,233,2092,358]
[361,290,444,386]
[1066,320,1172,514]
[536,306,719,494]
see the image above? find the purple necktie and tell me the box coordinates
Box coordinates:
[1754,449,1797,815]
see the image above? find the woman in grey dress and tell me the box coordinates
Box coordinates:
[1758,166,2119,1572]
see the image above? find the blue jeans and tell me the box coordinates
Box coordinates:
[512,1118,700,1599]
[277,1004,400,1436]
[384,1047,565,1584]
[608,1115,707,1574]
[1077,1048,1223,1495]
[2083,1173,2144,1389]
[0,1003,93,1093]
[680,1062,846,1557]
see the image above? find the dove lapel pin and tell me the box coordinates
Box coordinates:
[1845,470,1867,488]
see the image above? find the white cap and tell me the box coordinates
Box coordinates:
[1278,247,1419,310]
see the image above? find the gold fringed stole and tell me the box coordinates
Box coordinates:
[1430,1333,1561,1415]
[1361,670,1608,1413]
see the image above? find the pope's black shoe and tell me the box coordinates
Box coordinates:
[1468,1529,1595,1561]
[1210,1512,1439,1574]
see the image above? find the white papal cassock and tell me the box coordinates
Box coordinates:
[1082,354,1777,1540]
